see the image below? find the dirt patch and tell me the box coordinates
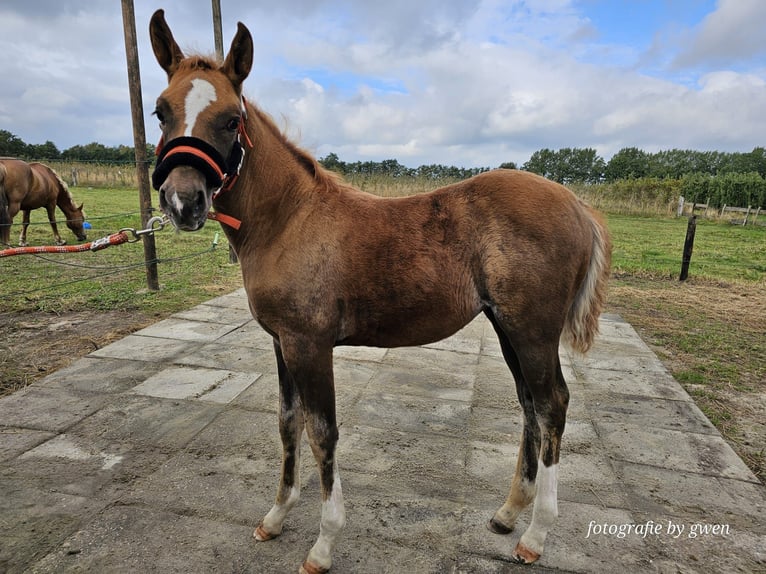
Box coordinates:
[0,310,156,396]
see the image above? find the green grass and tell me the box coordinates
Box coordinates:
[1,187,242,315]
[607,214,766,281]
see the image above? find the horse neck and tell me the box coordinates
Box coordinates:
[220,103,326,242]
[53,179,77,215]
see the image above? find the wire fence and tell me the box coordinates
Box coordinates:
[1,205,238,312]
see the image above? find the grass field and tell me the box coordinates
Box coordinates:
[1,187,242,314]
[1,178,764,479]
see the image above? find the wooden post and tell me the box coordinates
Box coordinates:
[212,0,224,64]
[211,0,239,264]
[679,215,697,281]
[121,0,160,291]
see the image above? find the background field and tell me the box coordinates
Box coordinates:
[1,173,764,480]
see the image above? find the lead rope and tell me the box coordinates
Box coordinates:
[0,216,169,258]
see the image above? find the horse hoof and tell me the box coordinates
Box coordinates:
[512,542,540,564]
[299,560,328,574]
[254,522,279,541]
[55,240,67,246]
[487,517,514,535]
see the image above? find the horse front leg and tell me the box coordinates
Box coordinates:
[19,210,31,247]
[255,340,304,541]
[46,205,65,245]
[280,335,344,574]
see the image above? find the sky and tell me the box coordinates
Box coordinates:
[0,0,764,168]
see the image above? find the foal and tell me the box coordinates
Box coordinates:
[149,10,610,573]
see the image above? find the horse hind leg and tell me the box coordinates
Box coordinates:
[484,311,538,536]
[255,341,304,541]
[515,350,568,564]
[485,310,569,564]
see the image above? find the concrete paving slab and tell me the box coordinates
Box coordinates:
[0,386,111,433]
[89,333,201,362]
[173,341,273,371]
[36,356,164,394]
[130,365,260,404]
[1,289,764,574]
[134,317,240,342]
[27,505,259,574]
[0,427,56,463]
[0,481,109,574]
[171,302,254,326]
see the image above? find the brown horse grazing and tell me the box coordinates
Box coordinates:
[0,159,86,247]
[150,10,611,573]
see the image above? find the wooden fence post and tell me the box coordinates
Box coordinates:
[679,215,697,281]
[121,0,160,291]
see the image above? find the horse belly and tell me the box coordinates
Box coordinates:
[338,270,482,348]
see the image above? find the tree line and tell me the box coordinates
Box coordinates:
[318,153,492,180]
[2,128,764,206]
[519,146,766,184]
[0,130,154,163]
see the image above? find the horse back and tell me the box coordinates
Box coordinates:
[26,163,62,209]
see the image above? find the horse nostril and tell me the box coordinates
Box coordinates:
[196,190,207,213]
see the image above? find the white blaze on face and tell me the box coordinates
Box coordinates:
[184,78,217,137]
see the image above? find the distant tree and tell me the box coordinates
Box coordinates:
[498,161,517,170]
[319,152,346,174]
[522,148,557,180]
[26,140,61,160]
[0,130,27,157]
[605,147,650,181]
[523,147,604,183]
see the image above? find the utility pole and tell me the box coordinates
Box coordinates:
[121,0,160,290]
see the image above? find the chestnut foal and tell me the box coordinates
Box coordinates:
[149,10,610,573]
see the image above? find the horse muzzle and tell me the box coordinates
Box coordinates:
[157,166,212,231]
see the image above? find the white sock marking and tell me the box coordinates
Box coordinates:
[184,78,217,137]
[261,486,300,535]
[520,461,559,554]
[306,466,345,571]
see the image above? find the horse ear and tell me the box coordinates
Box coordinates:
[221,22,253,88]
[150,9,185,79]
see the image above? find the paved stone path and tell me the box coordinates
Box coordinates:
[1,289,764,573]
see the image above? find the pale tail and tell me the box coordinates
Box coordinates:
[562,209,611,354]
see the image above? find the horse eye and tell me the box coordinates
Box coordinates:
[154,109,165,125]
[226,117,240,131]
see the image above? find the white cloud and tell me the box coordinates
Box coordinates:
[671,0,766,69]
[0,0,764,168]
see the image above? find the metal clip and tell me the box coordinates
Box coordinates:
[89,236,113,251]
[119,215,170,243]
